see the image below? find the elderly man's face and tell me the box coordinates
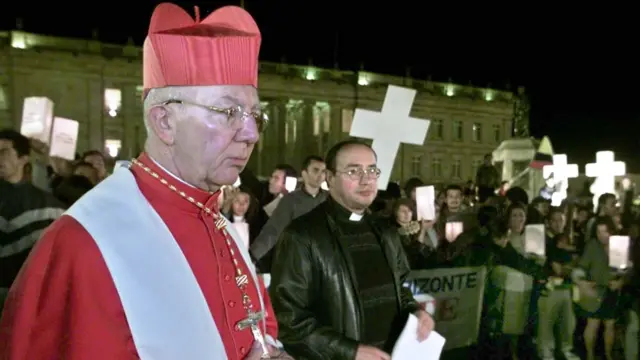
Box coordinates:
[150,85,261,190]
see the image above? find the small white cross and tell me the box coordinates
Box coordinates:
[542,154,578,206]
[349,85,430,190]
[585,151,626,211]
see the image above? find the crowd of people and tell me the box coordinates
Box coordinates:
[2,124,639,359]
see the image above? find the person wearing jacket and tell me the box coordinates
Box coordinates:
[269,140,434,360]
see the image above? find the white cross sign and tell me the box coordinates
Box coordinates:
[542,154,578,206]
[586,151,626,211]
[349,85,430,190]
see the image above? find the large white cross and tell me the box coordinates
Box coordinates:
[542,154,578,206]
[349,85,430,190]
[586,151,626,211]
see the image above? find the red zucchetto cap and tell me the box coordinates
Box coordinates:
[143,3,261,93]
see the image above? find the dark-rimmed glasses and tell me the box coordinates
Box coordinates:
[162,99,269,133]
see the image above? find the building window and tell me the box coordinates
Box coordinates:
[493,124,501,143]
[105,139,122,158]
[431,157,442,178]
[432,119,443,139]
[452,159,462,179]
[453,120,463,141]
[285,100,302,144]
[104,88,122,117]
[313,102,330,136]
[341,108,354,133]
[411,155,422,176]
[472,123,482,142]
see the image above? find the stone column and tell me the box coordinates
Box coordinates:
[272,99,287,165]
[299,100,315,162]
[329,104,342,148]
[87,78,104,151]
[121,84,137,159]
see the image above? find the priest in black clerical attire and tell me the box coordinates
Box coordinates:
[269,139,435,360]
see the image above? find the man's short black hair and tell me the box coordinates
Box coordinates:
[274,164,297,178]
[325,138,376,173]
[0,129,30,157]
[445,184,463,195]
[302,155,324,171]
[82,150,105,161]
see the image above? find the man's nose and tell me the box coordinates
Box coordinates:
[235,116,260,144]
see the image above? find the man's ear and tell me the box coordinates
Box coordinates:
[147,105,176,145]
[17,155,29,169]
[326,171,335,187]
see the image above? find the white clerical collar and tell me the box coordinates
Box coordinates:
[149,156,196,189]
[349,213,363,222]
[233,215,245,223]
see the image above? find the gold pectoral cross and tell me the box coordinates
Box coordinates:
[236,310,269,358]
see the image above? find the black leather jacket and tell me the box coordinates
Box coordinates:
[269,201,421,360]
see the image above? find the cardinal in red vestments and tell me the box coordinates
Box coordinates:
[0,3,291,359]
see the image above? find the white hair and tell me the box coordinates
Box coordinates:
[142,87,196,137]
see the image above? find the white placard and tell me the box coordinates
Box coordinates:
[20,97,54,144]
[392,314,446,360]
[48,117,79,161]
[609,235,630,269]
[415,185,436,221]
[445,222,463,242]
[524,224,545,257]
[285,176,297,192]
[349,85,430,190]
[232,222,250,250]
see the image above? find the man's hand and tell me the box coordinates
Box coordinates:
[355,345,391,360]
[245,342,294,359]
[415,310,435,341]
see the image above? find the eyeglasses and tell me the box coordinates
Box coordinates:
[162,100,269,133]
[335,167,381,181]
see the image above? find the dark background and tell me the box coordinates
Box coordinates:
[1,2,637,170]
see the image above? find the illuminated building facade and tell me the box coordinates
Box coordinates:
[0,31,517,184]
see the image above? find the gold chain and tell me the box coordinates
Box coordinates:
[130,159,257,320]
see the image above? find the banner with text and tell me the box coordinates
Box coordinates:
[405,266,487,350]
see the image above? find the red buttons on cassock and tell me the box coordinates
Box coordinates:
[224,274,231,281]
[240,347,246,354]
[228,301,236,308]
[219,249,226,257]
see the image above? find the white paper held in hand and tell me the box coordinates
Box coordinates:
[285,177,297,192]
[392,314,445,360]
[444,222,463,243]
[524,224,545,257]
[348,85,430,190]
[20,97,55,144]
[609,235,630,269]
[48,117,79,161]
[415,186,436,221]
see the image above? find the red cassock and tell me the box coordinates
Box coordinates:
[0,154,278,359]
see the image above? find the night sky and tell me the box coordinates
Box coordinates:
[2,3,637,171]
